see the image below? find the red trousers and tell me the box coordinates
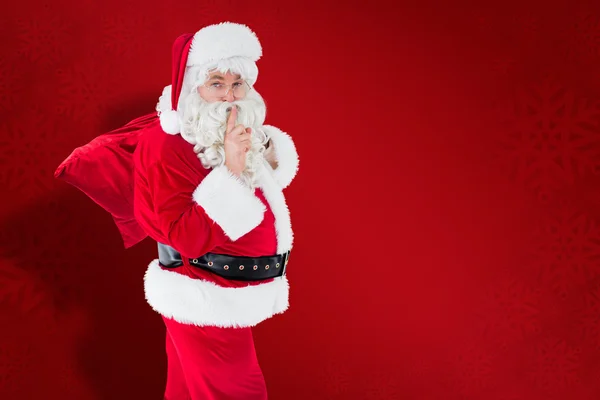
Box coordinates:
[162,316,268,400]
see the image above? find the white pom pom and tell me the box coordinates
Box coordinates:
[157,85,180,134]
[159,109,180,134]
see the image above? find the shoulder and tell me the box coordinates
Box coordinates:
[136,123,202,171]
[137,122,192,155]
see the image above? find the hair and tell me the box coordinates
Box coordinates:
[177,56,259,110]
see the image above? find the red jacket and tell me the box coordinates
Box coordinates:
[133,120,299,328]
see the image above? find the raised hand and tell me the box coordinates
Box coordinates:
[223,106,252,176]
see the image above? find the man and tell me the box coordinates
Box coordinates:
[133,22,299,399]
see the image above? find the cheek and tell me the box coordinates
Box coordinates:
[197,86,216,102]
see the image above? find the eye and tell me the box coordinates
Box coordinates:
[233,81,244,87]
[210,82,223,88]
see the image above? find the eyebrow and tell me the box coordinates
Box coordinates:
[208,74,242,80]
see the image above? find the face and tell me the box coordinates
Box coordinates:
[180,67,267,188]
[198,70,249,103]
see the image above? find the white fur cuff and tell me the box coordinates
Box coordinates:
[144,260,290,328]
[193,165,266,241]
[263,125,299,189]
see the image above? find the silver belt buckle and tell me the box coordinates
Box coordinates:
[281,248,291,276]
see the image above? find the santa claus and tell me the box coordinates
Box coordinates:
[137,22,299,399]
[56,22,299,400]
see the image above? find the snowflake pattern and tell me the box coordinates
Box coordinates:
[0,115,75,202]
[492,80,600,203]
[488,57,518,80]
[319,359,353,398]
[99,12,154,60]
[0,163,28,198]
[530,208,600,297]
[53,64,115,124]
[0,341,33,395]
[467,10,540,52]
[13,10,73,67]
[575,282,600,352]
[361,368,400,400]
[572,13,600,59]
[472,278,542,345]
[0,261,48,315]
[0,56,23,112]
[449,343,497,397]
[525,337,582,393]
[508,13,541,49]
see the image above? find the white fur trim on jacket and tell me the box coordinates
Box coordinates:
[257,164,294,254]
[193,165,266,240]
[188,22,262,67]
[263,125,299,189]
[144,260,289,328]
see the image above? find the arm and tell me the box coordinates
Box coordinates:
[262,125,299,189]
[147,160,266,258]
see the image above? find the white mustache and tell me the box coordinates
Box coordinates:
[189,99,267,147]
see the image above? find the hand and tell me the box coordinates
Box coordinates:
[264,139,279,169]
[224,106,251,176]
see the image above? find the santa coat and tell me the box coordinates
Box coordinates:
[132,119,299,328]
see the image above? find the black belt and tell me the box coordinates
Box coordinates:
[157,243,291,282]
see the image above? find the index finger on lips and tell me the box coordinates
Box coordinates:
[226,106,237,133]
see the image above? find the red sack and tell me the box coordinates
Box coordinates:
[54,113,158,248]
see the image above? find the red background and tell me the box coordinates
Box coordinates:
[2,0,600,399]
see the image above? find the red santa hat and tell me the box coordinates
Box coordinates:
[157,22,263,134]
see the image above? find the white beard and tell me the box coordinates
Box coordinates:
[179,90,269,188]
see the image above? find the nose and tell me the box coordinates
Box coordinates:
[224,89,235,102]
